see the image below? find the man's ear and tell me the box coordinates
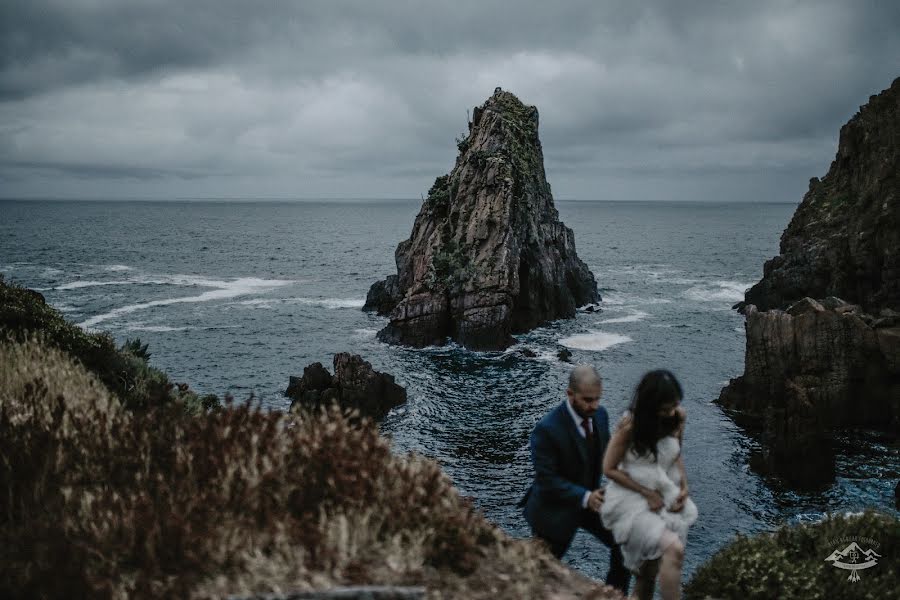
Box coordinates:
[565,387,574,402]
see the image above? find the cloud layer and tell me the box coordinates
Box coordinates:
[2,0,898,201]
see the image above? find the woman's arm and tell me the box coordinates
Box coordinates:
[670,407,690,511]
[603,417,664,511]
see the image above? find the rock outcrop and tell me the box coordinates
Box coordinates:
[364,88,598,350]
[719,77,900,484]
[286,353,406,420]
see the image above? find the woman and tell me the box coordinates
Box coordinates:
[601,370,698,600]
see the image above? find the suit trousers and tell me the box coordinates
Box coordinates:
[533,509,630,594]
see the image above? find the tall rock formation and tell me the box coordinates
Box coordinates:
[364,88,598,350]
[719,77,900,485]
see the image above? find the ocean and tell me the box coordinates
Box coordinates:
[2,198,897,579]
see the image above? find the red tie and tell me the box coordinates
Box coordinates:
[581,418,592,440]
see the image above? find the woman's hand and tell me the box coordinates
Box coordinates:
[644,490,664,512]
[669,487,689,512]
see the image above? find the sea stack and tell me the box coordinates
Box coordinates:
[364,88,598,350]
[719,77,900,483]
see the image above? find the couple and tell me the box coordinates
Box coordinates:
[519,366,698,600]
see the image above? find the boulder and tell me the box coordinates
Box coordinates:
[364,89,598,350]
[286,354,406,420]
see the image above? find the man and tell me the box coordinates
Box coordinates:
[519,365,630,594]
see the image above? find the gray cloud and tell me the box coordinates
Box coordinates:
[1,0,898,201]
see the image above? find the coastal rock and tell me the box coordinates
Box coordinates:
[719,302,900,485]
[743,77,900,313]
[286,353,406,420]
[721,77,900,485]
[364,88,598,350]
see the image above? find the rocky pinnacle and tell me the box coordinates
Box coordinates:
[364,88,598,350]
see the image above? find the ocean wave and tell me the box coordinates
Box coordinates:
[598,310,649,324]
[559,330,632,351]
[125,324,190,332]
[50,280,137,291]
[682,281,750,303]
[103,264,132,272]
[79,277,293,329]
[240,297,365,309]
[352,328,379,339]
[601,292,672,307]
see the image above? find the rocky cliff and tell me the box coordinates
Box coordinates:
[364,88,598,350]
[719,77,900,484]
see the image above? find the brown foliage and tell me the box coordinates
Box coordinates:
[1,341,617,600]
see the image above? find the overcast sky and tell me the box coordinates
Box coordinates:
[1,1,897,202]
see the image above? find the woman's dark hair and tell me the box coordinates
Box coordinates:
[629,369,684,459]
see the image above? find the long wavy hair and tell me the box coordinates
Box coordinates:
[629,369,684,460]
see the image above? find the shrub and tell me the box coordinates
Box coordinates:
[685,511,899,600]
[0,340,613,599]
[0,276,217,411]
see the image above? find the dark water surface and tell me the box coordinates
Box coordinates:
[2,199,897,579]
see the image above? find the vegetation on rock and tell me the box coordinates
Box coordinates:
[685,511,899,600]
[0,275,217,413]
[0,339,617,599]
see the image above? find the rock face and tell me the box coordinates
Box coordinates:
[286,353,406,420]
[719,77,900,484]
[364,88,598,350]
[741,77,900,313]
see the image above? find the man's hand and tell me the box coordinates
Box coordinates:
[669,488,689,512]
[587,488,605,512]
[644,490,664,512]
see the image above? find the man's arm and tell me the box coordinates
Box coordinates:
[531,423,589,508]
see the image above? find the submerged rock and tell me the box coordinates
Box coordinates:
[364,88,598,350]
[286,353,406,420]
[720,77,900,485]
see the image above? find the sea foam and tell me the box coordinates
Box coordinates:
[559,330,632,351]
[79,277,292,328]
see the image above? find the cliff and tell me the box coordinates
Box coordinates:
[365,88,598,350]
[719,77,900,484]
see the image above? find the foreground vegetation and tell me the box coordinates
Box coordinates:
[0,275,217,412]
[686,511,899,599]
[0,339,615,599]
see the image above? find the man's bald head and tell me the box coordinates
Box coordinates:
[568,364,602,394]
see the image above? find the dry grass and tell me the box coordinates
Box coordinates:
[0,340,618,599]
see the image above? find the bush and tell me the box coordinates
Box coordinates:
[0,276,217,411]
[0,341,612,599]
[685,511,900,600]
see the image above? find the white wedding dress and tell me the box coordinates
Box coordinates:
[600,434,698,572]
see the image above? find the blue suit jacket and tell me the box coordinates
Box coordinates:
[520,401,611,546]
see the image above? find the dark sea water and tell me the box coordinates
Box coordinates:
[2,199,898,580]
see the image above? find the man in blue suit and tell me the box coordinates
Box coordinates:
[519,365,630,594]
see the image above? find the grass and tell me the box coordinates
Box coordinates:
[0,339,619,599]
[0,275,217,413]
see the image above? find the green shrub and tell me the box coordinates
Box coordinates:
[0,276,218,412]
[685,511,899,600]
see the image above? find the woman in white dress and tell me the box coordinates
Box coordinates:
[601,370,698,600]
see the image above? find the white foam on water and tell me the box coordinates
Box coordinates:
[599,310,649,324]
[352,328,379,339]
[126,324,190,332]
[52,280,136,291]
[601,292,672,307]
[559,330,633,351]
[682,281,750,303]
[295,298,366,309]
[103,264,132,272]
[79,277,293,329]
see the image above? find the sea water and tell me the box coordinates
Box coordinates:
[2,198,897,578]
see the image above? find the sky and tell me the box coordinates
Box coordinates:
[1,1,898,202]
